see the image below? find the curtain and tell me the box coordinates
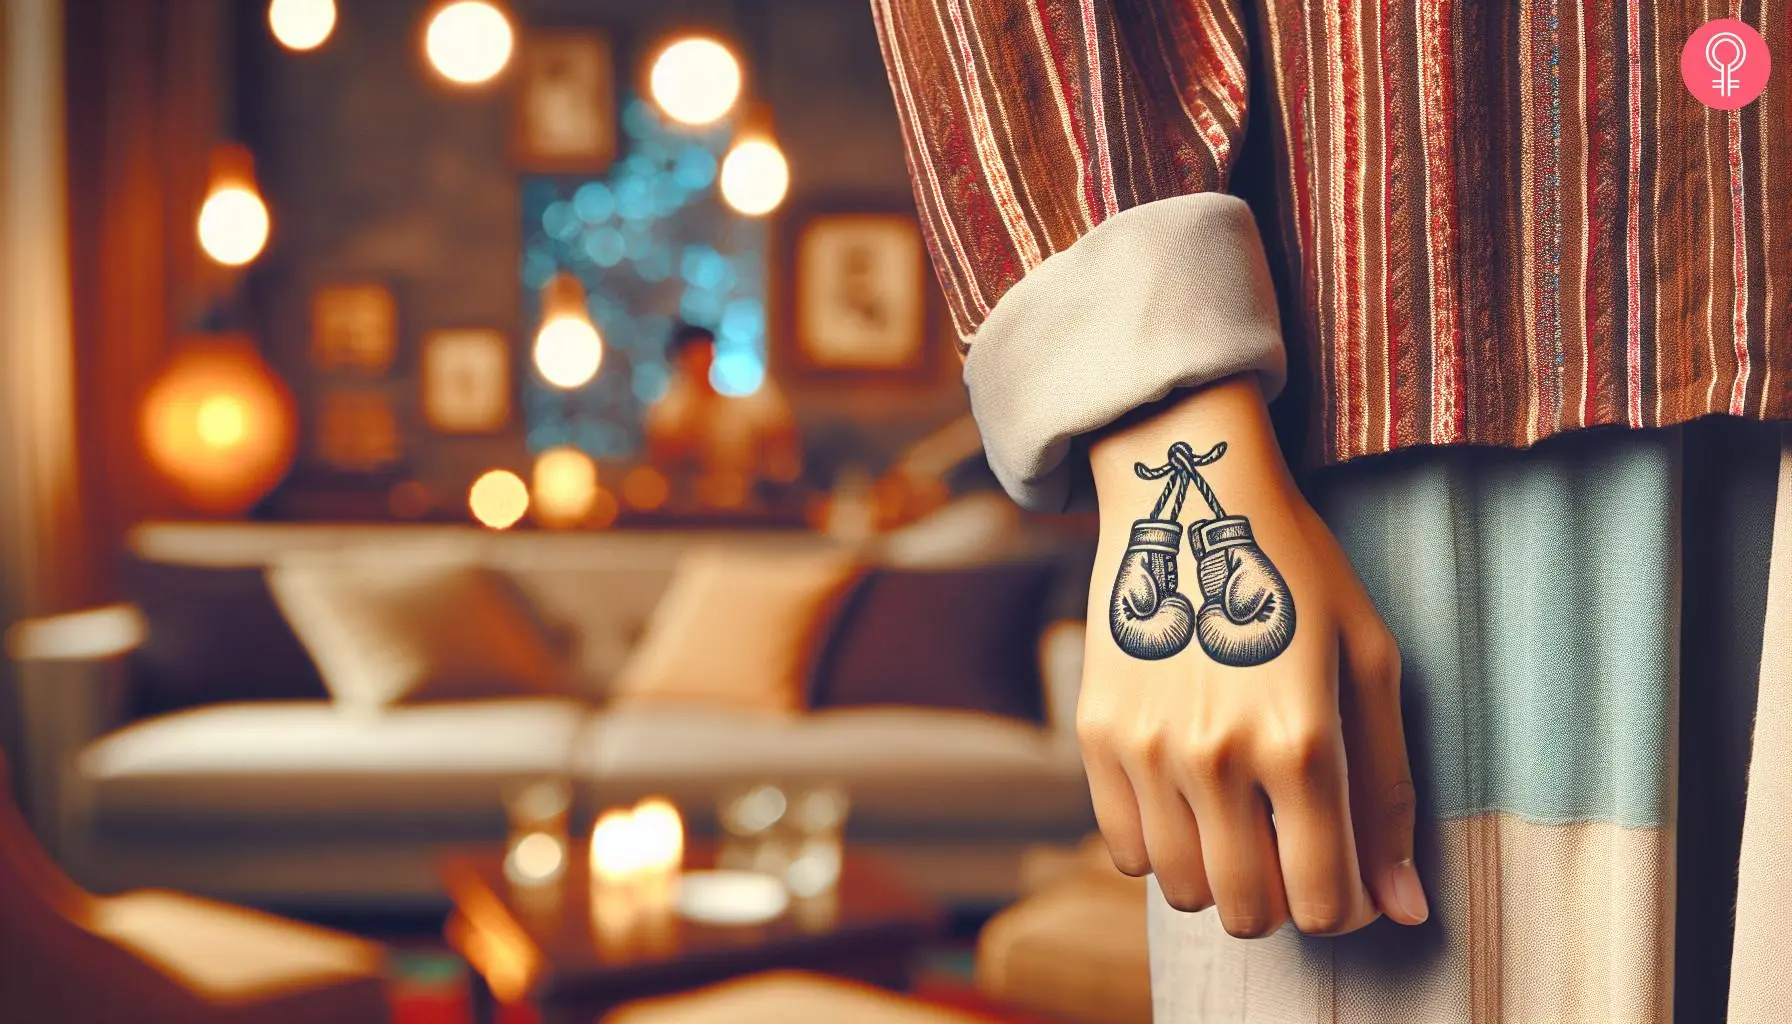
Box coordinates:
[1,0,82,814]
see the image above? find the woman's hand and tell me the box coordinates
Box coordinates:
[1077,376,1428,937]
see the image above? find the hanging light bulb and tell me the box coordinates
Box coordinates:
[424,0,513,86]
[533,274,603,389]
[648,36,742,127]
[268,0,335,52]
[197,144,271,267]
[720,104,789,217]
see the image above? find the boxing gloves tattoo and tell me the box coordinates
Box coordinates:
[1108,441,1296,667]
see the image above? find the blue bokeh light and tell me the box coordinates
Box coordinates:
[542,200,580,241]
[632,361,670,404]
[584,227,626,267]
[711,352,765,396]
[521,91,768,459]
[573,182,615,222]
[674,146,717,190]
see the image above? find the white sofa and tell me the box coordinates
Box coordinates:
[8,519,1093,912]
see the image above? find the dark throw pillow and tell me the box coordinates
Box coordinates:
[119,555,329,719]
[809,561,1054,723]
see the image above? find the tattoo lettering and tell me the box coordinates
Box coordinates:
[1108,441,1297,667]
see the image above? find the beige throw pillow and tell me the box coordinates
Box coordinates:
[611,547,862,714]
[266,557,566,711]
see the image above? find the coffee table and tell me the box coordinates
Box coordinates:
[440,842,941,1024]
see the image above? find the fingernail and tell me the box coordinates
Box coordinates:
[1387,860,1430,924]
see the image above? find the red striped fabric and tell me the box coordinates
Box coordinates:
[872,0,1792,465]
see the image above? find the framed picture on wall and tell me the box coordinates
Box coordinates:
[421,328,511,433]
[316,389,401,471]
[779,206,934,379]
[311,283,398,374]
[513,30,616,173]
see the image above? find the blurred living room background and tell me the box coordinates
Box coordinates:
[0,1,1151,1022]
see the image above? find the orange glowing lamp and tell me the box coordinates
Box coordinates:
[139,336,297,515]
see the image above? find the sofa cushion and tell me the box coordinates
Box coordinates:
[611,547,862,714]
[976,878,1151,1024]
[127,523,835,698]
[79,700,588,835]
[118,556,329,718]
[577,706,1092,835]
[809,561,1054,723]
[266,558,571,710]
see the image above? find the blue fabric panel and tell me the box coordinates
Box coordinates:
[1311,429,1679,829]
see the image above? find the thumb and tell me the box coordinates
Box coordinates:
[1339,620,1428,925]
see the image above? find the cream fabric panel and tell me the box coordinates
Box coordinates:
[1149,813,1673,1023]
[1728,427,1792,1021]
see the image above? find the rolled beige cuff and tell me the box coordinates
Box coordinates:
[963,193,1286,512]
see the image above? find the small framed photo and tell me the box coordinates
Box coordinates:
[421,328,511,433]
[311,283,398,374]
[780,207,934,378]
[513,30,616,173]
[316,390,401,471]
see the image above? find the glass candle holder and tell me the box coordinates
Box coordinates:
[719,782,791,877]
[503,778,572,886]
[784,785,851,897]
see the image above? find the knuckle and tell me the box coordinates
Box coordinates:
[1075,712,1114,751]
[1108,849,1152,877]
[1183,733,1242,786]
[1268,728,1338,781]
[1122,726,1170,770]
[1382,778,1419,828]
[1221,910,1279,939]
[1291,900,1350,935]
[1095,832,1150,877]
[1158,884,1214,914]
[1353,629,1403,688]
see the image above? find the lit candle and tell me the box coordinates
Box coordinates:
[589,808,644,887]
[632,798,684,875]
[631,797,684,910]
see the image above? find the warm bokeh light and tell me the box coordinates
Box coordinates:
[197,185,270,266]
[719,137,789,216]
[509,832,566,882]
[590,809,646,884]
[589,487,620,529]
[533,316,603,388]
[632,798,684,873]
[469,469,529,529]
[140,337,297,515]
[621,466,669,511]
[531,446,598,527]
[424,1,513,85]
[194,394,248,449]
[648,37,742,126]
[268,0,335,51]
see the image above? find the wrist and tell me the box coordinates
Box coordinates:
[1089,376,1296,524]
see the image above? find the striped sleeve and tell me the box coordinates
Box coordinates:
[872,0,1287,511]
